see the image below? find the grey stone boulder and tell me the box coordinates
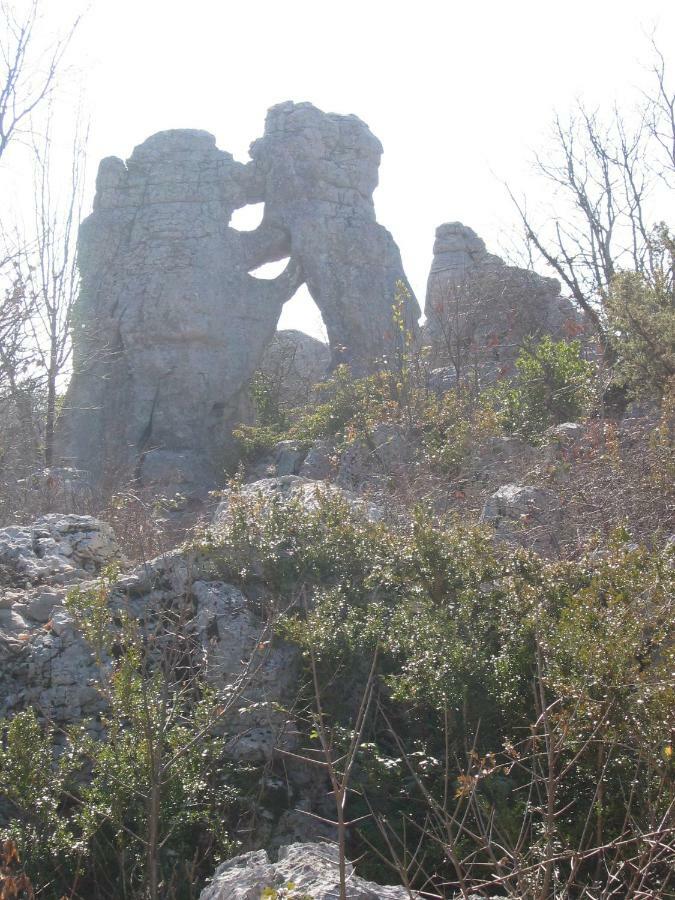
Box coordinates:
[336,424,413,490]
[258,329,331,409]
[245,441,310,482]
[424,222,582,381]
[543,422,589,466]
[25,589,65,623]
[214,476,381,528]
[481,483,562,556]
[200,842,411,900]
[272,441,307,477]
[0,514,120,587]
[469,436,539,487]
[190,578,299,761]
[300,440,335,480]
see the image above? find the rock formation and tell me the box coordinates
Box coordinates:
[0,479,377,847]
[424,222,582,382]
[200,842,413,900]
[249,102,419,370]
[56,129,302,494]
[55,104,418,496]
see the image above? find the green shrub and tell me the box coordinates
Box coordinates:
[203,487,674,895]
[492,336,595,441]
[606,228,675,399]
[0,574,252,899]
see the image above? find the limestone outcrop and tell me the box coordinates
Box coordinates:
[55,105,417,496]
[0,513,119,589]
[56,129,302,494]
[480,482,562,556]
[0,478,378,846]
[249,102,419,371]
[424,222,582,381]
[200,842,413,900]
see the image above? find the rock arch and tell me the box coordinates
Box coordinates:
[55,104,419,494]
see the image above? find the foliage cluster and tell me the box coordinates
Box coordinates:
[0,571,253,899]
[606,228,675,400]
[237,333,597,477]
[203,486,675,896]
[490,336,595,442]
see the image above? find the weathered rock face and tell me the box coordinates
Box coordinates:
[0,522,298,755]
[200,842,412,900]
[0,513,120,589]
[213,475,382,528]
[250,102,419,371]
[56,129,302,494]
[56,105,416,496]
[0,480,383,846]
[0,514,121,722]
[425,222,581,381]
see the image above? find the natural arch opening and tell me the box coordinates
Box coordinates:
[229,202,264,231]
[248,257,291,280]
[278,284,329,344]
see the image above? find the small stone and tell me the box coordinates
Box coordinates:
[50,609,76,637]
[26,592,62,623]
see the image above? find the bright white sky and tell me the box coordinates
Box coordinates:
[7,0,675,339]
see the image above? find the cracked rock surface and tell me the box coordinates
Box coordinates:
[425,222,582,380]
[56,104,416,495]
[200,842,413,900]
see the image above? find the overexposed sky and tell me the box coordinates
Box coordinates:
[7,0,675,337]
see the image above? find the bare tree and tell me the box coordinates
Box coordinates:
[646,37,675,177]
[0,244,34,402]
[19,109,88,465]
[509,42,674,356]
[0,0,80,162]
[0,1,85,478]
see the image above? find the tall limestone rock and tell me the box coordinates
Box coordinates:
[56,105,416,494]
[424,222,582,382]
[249,101,419,370]
[57,129,301,493]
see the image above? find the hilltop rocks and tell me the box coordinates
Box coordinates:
[56,105,416,496]
[0,514,121,722]
[1,474,380,750]
[200,842,412,900]
[214,475,382,528]
[425,222,581,381]
[0,513,299,758]
[250,102,419,371]
[55,129,302,494]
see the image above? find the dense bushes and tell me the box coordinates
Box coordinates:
[236,336,595,471]
[606,228,675,400]
[0,572,252,899]
[1,408,673,896]
[1,328,673,898]
[491,337,595,442]
[203,485,674,896]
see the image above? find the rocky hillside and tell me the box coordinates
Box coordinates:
[1,344,673,898]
